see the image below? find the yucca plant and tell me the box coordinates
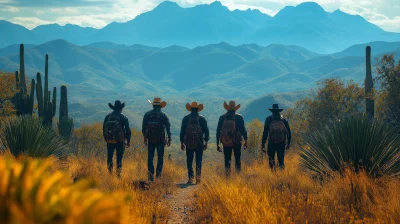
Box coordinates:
[0,156,129,224]
[300,114,400,178]
[0,116,66,158]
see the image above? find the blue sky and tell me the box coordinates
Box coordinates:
[0,0,399,32]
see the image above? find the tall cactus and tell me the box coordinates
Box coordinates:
[14,71,34,116]
[19,44,27,93]
[44,54,49,103]
[36,72,56,125]
[365,46,374,118]
[58,85,74,139]
[36,72,44,117]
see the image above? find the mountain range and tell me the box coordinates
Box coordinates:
[1,39,399,131]
[1,1,400,53]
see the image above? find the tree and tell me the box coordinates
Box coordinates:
[374,54,400,128]
[0,72,18,117]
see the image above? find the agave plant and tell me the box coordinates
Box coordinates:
[300,115,400,177]
[0,116,66,158]
[0,156,129,224]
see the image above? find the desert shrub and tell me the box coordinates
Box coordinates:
[0,116,66,158]
[300,115,400,177]
[0,156,129,224]
[246,119,264,159]
[0,72,18,117]
[72,122,106,158]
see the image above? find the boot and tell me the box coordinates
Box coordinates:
[187,178,194,185]
[196,176,201,184]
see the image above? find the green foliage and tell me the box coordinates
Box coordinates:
[299,115,400,178]
[0,116,66,158]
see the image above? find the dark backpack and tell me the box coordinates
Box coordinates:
[269,117,288,143]
[220,114,241,147]
[185,116,203,149]
[103,114,125,144]
[146,112,164,143]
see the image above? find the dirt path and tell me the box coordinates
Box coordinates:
[166,181,199,224]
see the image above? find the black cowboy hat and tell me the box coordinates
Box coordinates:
[269,104,283,112]
[108,100,125,110]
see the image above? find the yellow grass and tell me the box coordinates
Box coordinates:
[195,152,400,223]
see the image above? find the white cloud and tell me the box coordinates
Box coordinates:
[10,17,52,29]
[0,6,19,12]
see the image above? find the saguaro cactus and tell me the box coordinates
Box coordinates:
[44,54,49,103]
[14,71,34,116]
[19,44,27,93]
[36,72,44,117]
[58,85,74,139]
[365,46,374,118]
[36,72,56,125]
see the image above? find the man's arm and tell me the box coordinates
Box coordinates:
[262,117,270,147]
[142,113,148,137]
[237,115,248,141]
[200,117,210,142]
[284,119,292,146]
[164,113,172,140]
[216,116,223,145]
[180,116,187,143]
[103,115,109,140]
[124,116,132,144]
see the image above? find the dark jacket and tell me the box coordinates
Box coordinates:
[103,110,132,144]
[180,112,210,143]
[142,108,172,140]
[262,115,291,147]
[216,111,248,145]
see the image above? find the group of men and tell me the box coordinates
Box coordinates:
[103,98,291,184]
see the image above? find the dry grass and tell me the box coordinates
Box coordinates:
[195,151,400,223]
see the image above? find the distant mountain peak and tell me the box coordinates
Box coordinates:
[296,1,325,11]
[274,1,327,20]
[155,1,180,10]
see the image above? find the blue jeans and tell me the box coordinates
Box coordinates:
[267,142,286,169]
[223,144,241,176]
[186,147,204,180]
[148,142,165,181]
[107,142,124,177]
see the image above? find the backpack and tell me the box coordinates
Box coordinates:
[185,116,203,149]
[103,114,125,144]
[220,114,241,147]
[268,117,288,143]
[146,112,164,143]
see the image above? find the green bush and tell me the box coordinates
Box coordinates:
[0,116,66,158]
[300,115,400,177]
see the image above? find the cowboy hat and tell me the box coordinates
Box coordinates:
[148,97,167,108]
[269,104,283,112]
[108,100,125,110]
[223,101,240,111]
[186,102,204,112]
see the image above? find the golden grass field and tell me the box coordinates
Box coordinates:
[2,122,400,224]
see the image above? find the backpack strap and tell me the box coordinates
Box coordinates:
[186,115,200,132]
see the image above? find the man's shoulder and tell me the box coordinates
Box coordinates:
[119,113,128,119]
[234,113,244,119]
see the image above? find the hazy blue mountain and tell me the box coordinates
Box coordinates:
[333,41,400,57]
[1,1,399,53]
[251,2,400,53]
[0,44,35,56]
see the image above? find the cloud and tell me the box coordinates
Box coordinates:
[10,17,52,29]
[0,0,115,7]
[0,6,19,12]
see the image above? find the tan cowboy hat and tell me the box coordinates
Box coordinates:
[224,101,240,111]
[148,97,167,108]
[186,102,204,112]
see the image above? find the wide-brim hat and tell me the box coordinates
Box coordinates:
[148,97,167,108]
[109,100,125,110]
[224,101,240,111]
[186,102,204,112]
[269,103,283,112]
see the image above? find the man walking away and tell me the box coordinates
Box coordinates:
[142,97,172,182]
[216,101,248,177]
[180,102,210,184]
[262,104,291,169]
[103,100,131,178]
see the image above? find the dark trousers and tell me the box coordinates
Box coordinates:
[186,147,204,180]
[107,142,124,177]
[148,142,165,181]
[267,142,286,169]
[223,144,241,176]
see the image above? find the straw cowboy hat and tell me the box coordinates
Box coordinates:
[223,101,241,111]
[269,104,283,112]
[186,102,204,112]
[148,97,167,108]
[108,100,125,110]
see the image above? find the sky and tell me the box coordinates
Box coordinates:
[0,0,399,32]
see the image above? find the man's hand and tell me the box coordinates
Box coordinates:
[144,138,148,147]
[181,142,185,151]
[243,141,248,150]
[262,145,267,153]
[286,144,290,150]
[126,143,130,148]
[204,142,208,151]
[217,145,222,152]
[167,139,171,147]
